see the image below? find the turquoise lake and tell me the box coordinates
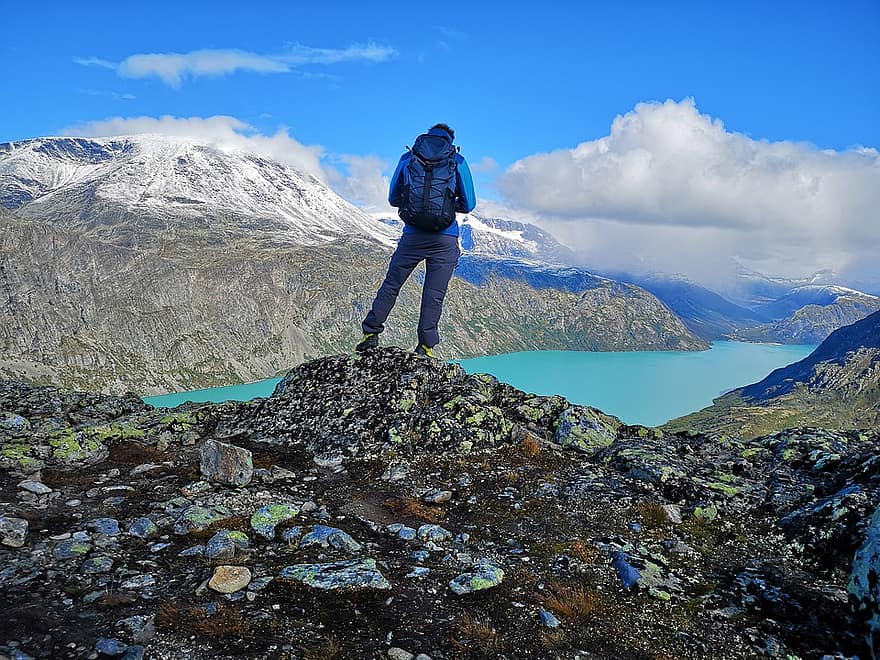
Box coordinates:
[143,341,816,427]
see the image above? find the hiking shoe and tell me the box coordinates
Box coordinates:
[414,343,435,358]
[355,333,379,352]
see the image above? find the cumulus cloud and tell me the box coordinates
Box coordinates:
[470,156,499,173]
[63,115,328,182]
[497,98,880,289]
[76,43,397,87]
[327,155,394,214]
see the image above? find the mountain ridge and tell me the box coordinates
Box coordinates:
[0,137,706,395]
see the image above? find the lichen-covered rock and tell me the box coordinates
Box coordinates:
[250,502,300,540]
[299,525,362,554]
[279,558,391,590]
[0,516,28,548]
[848,505,880,656]
[554,405,620,455]
[449,561,504,595]
[416,524,453,544]
[173,505,233,536]
[198,439,253,487]
[205,529,250,560]
[128,517,159,539]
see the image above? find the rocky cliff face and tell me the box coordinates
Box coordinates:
[0,349,878,658]
[666,310,880,437]
[0,137,706,395]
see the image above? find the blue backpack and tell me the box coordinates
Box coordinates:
[399,133,458,231]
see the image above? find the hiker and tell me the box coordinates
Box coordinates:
[356,123,476,358]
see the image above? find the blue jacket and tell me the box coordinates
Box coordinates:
[388,127,477,237]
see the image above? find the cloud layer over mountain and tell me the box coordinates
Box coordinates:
[496,99,880,289]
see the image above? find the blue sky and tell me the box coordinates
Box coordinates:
[2,0,879,287]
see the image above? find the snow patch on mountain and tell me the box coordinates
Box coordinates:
[0,136,398,247]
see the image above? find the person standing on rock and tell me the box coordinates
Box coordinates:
[356,123,476,358]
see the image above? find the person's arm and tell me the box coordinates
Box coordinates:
[455,154,477,213]
[388,153,409,207]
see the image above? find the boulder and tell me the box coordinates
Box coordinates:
[198,439,253,487]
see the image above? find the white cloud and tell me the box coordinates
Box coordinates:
[76,43,397,88]
[470,156,499,173]
[64,115,328,182]
[327,154,394,214]
[497,98,880,288]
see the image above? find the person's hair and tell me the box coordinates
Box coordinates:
[430,123,455,140]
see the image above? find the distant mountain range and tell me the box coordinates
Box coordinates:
[665,309,880,436]
[0,136,704,394]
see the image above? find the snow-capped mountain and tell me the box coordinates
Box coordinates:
[372,210,574,264]
[0,136,397,247]
[0,135,706,394]
[754,284,879,320]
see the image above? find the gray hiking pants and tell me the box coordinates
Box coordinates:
[362,232,460,347]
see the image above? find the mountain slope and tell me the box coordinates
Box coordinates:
[0,136,705,394]
[611,275,764,340]
[734,285,880,344]
[665,310,880,436]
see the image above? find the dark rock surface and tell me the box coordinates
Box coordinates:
[0,347,878,659]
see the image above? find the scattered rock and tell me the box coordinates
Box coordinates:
[449,561,505,595]
[208,565,252,594]
[205,529,250,560]
[417,524,452,544]
[17,479,52,495]
[198,439,253,486]
[300,525,362,554]
[95,637,127,657]
[174,504,233,535]
[0,516,28,548]
[279,558,391,590]
[848,505,880,654]
[250,502,300,540]
[422,489,453,504]
[128,517,159,539]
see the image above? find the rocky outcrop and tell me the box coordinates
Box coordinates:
[0,348,877,658]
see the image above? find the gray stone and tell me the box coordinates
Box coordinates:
[300,525,362,554]
[423,489,453,504]
[128,517,159,539]
[121,574,155,590]
[554,405,618,455]
[118,615,156,644]
[53,539,92,560]
[1,412,31,435]
[18,479,52,495]
[250,502,300,539]
[81,555,114,574]
[199,439,253,487]
[95,637,127,656]
[449,561,505,595]
[388,648,414,660]
[205,529,250,560]
[174,504,232,535]
[178,544,205,557]
[282,526,303,544]
[662,504,683,524]
[417,524,453,544]
[121,646,145,660]
[848,505,880,656]
[89,517,120,536]
[539,609,561,627]
[279,558,391,590]
[0,516,28,548]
